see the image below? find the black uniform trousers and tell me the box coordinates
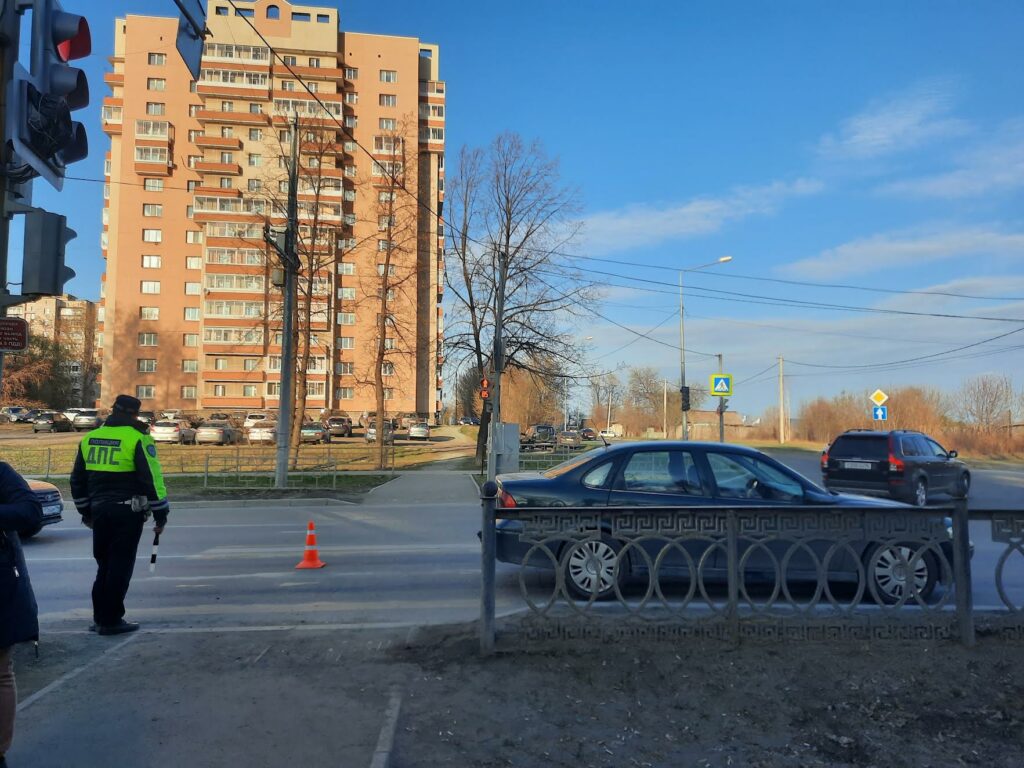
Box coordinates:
[90,503,145,627]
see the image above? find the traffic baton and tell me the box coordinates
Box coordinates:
[149,531,161,572]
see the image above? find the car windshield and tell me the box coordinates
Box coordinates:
[77,410,98,416]
[542,446,610,478]
[202,421,228,427]
[154,421,179,428]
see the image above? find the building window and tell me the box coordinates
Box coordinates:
[213,385,226,397]
[338,336,354,350]
[249,128,263,140]
[343,115,357,128]
[306,381,325,396]
[384,337,395,350]
[184,307,200,321]
[137,385,155,399]
[377,240,393,252]
[184,334,199,347]
[220,151,234,163]
[315,14,329,23]
[379,94,396,107]
[137,359,157,373]
[185,282,201,295]
[336,387,354,400]
[142,229,162,243]
[188,129,202,142]
[376,263,397,276]
[214,358,227,371]
[148,53,166,66]
[135,146,168,163]
[243,384,258,397]
[379,70,397,83]
[337,312,355,325]
[248,179,263,192]
[383,388,394,400]
[189,105,201,117]
[187,180,199,191]
[143,204,163,217]
[344,92,358,105]
[378,215,394,231]
[339,287,356,300]
[221,101,234,112]
[338,262,355,275]
[142,255,162,269]
[182,386,197,399]
[379,118,396,130]
[243,358,259,371]
[138,332,158,346]
[144,179,163,192]
[281,80,296,92]
[146,78,166,91]
[220,177,233,189]
[247,153,262,166]
[266,4,280,19]
[146,102,165,116]
[182,360,198,372]
[382,362,395,376]
[283,55,296,66]
[186,257,202,270]
[308,57,320,67]
[267,382,281,396]
[186,231,203,244]
[141,281,161,294]
[140,307,159,320]
[249,103,262,114]
[337,362,354,375]
[344,67,358,79]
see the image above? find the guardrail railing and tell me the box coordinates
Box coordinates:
[478,492,1021,651]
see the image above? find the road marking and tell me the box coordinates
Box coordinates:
[369,686,404,768]
[17,633,140,713]
[252,645,271,665]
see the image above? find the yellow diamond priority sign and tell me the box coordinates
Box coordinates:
[870,389,888,407]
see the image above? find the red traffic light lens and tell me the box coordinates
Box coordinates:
[55,14,91,62]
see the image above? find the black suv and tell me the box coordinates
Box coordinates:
[821,429,969,506]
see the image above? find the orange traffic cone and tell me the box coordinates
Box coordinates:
[296,520,326,569]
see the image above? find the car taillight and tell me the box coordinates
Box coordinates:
[498,489,517,508]
[820,451,829,470]
[887,434,903,473]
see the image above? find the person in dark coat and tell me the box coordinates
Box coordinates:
[0,461,42,768]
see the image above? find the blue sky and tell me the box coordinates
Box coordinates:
[18,0,1024,415]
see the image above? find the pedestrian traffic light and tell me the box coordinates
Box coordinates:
[680,385,691,412]
[480,377,491,400]
[21,210,76,296]
[6,0,91,190]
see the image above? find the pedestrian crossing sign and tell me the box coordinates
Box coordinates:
[710,374,733,397]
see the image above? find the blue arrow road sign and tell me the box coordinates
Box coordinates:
[873,405,888,421]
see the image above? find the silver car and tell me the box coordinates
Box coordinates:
[247,424,277,444]
[365,423,395,444]
[151,419,196,444]
[408,422,431,441]
[195,421,241,445]
[72,409,104,431]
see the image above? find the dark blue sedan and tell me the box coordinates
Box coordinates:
[495,442,952,603]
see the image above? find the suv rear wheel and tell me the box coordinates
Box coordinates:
[952,471,970,499]
[913,478,928,507]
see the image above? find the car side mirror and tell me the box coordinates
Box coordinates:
[948,450,957,459]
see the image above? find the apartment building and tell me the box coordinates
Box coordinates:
[98,0,445,420]
[7,294,99,406]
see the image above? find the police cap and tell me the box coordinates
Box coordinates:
[112,394,142,416]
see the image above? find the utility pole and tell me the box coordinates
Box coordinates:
[486,250,508,482]
[606,384,613,433]
[274,115,300,488]
[0,2,21,395]
[662,379,667,439]
[678,271,688,440]
[778,354,785,445]
[717,353,725,443]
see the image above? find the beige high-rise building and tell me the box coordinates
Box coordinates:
[98,0,445,420]
[7,294,99,406]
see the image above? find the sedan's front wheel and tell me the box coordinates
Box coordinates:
[562,538,626,601]
[868,544,937,604]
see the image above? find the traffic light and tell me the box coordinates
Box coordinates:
[680,385,691,412]
[480,377,491,400]
[717,397,729,415]
[6,0,91,190]
[21,210,76,296]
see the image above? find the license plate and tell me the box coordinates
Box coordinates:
[43,504,62,518]
[843,461,872,470]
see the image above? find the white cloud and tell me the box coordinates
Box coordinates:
[817,80,970,161]
[580,178,823,256]
[780,227,1024,280]
[877,119,1024,199]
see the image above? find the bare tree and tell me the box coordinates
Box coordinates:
[957,374,1015,428]
[445,133,592,460]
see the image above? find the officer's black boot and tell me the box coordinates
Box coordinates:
[97,620,140,636]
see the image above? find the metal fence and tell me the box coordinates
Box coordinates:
[2,441,398,478]
[517,447,587,473]
[200,457,368,490]
[478,492,1023,651]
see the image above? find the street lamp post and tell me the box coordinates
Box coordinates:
[679,256,732,440]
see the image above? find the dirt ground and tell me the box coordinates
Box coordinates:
[392,626,1024,768]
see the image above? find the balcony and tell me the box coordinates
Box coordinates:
[134,160,171,177]
[194,135,243,150]
[194,161,243,176]
[197,84,268,101]
[194,185,243,197]
[195,109,269,126]
[104,72,124,90]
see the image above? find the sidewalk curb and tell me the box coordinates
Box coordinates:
[369,686,404,768]
[172,498,357,509]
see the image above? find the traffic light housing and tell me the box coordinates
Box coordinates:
[680,385,691,412]
[21,210,76,296]
[6,0,91,190]
[480,377,491,400]
[717,397,729,415]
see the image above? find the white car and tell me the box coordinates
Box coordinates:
[244,412,274,430]
[63,407,85,422]
[408,422,431,441]
[151,419,196,444]
[599,429,618,439]
[248,424,277,444]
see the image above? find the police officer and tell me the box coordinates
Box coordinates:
[70,394,169,636]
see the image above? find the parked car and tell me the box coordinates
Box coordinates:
[62,407,85,422]
[365,423,394,444]
[137,410,156,426]
[458,416,480,426]
[299,422,331,444]
[13,408,41,423]
[408,422,431,441]
[247,424,277,444]
[1,406,28,422]
[20,479,64,539]
[555,430,582,448]
[33,412,73,433]
[580,427,597,440]
[598,429,618,440]
[151,420,197,444]
[72,409,103,432]
[244,412,274,430]
[326,416,353,438]
[195,420,241,445]
[493,441,957,604]
[821,429,969,507]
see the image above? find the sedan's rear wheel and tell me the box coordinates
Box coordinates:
[563,538,626,601]
[869,544,937,604]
